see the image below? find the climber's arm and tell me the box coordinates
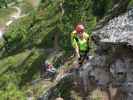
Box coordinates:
[71,31,80,58]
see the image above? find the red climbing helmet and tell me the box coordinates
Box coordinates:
[75,24,85,34]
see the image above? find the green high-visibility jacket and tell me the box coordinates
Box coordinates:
[71,30,90,52]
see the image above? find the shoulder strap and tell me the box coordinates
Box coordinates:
[74,36,79,42]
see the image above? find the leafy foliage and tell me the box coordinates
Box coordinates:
[3,16,32,52]
[0,0,18,8]
[2,0,96,53]
[91,0,112,19]
[129,0,133,7]
[0,79,26,100]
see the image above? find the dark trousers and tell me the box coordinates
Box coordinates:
[78,51,89,66]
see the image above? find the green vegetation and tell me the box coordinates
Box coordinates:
[0,7,16,26]
[129,0,133,7]
[0,49,47,99]
[91,0,113,21]
[0,0,18,8]
[16,1,33,14]
[0,50,30,99]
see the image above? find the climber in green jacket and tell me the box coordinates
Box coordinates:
[71,23,91,68]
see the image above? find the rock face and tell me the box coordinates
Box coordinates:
[91,8,133,100]
[93,8,133,46]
